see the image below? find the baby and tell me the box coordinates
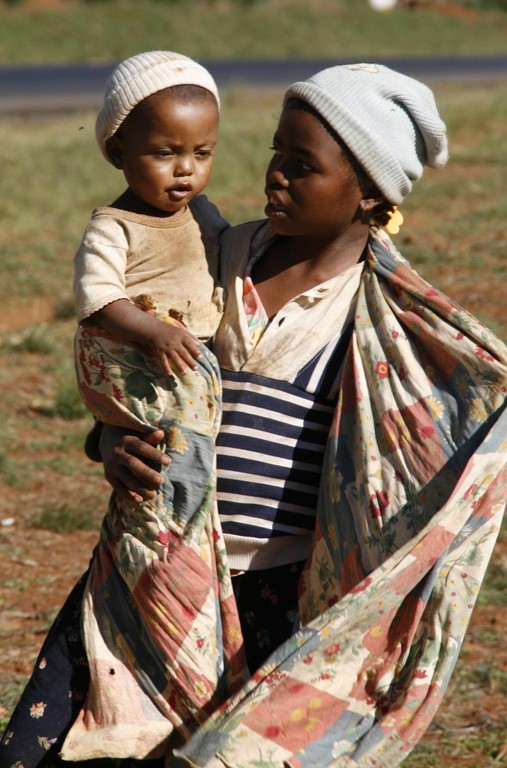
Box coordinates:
[74,50,228,432]
[62,52,245,760]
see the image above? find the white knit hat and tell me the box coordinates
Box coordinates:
[284,63,448,204]
[95,51,220,162]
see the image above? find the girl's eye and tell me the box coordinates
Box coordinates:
[269,145,281,155]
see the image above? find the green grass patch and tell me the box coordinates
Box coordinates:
[0,323,54,354]
[0,1,507,64]
[0,677,26,733]
[406,719,507,767]
[476,524,507,607]
[0,452,19,487]
[44,377,87,421]
[33,498,99,533]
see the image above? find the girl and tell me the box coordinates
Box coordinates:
[102,63,507,768]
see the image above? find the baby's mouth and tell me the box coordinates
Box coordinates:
[169,184,192,201]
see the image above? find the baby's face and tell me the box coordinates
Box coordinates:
[106,89,219,216]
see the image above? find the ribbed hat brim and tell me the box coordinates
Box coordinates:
[284,63,448,204]
[95,51,220,162]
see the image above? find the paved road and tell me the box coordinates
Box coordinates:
[1,56,506,113]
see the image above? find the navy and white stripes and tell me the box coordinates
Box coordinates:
[216,326,351,541]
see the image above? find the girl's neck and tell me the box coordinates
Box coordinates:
[256,228,369,284]
[252,228,369,319]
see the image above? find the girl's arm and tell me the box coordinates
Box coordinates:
[98,424,167,504]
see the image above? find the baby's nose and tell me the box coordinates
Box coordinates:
[174,156,194,176]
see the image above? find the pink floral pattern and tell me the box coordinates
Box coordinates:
[63,337,248,759]
[173,229,507,768]
[60,229,506,767]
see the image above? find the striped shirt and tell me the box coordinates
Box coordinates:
[218,325,351,529]
[213,220,363,569]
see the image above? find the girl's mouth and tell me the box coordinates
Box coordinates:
[265,194,287,217]
[265,200,287,218]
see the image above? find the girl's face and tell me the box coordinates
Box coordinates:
[106,90,218,216]
[265,104,370,241]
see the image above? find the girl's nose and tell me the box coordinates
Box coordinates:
[266,166,289,189]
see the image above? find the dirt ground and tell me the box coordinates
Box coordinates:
[0,525,98,695]
[1,525,506,765]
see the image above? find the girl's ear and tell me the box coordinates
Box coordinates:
[368,198,397,228]
[357,194,386,224]
[105,136,123,169]
[359,194,385,216]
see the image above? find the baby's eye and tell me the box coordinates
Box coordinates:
[156,150,174,157]
[195,150,214,158]
[269,145,281,154]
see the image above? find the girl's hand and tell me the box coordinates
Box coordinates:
[151,322,202,377]
[100,425,169,503]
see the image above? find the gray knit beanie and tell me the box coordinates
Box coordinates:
[96,51,220,162]
[284,62,448,204]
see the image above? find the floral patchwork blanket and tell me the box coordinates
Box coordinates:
[62,339,248,759]
[64,229,506,767]
[173,229,507,768]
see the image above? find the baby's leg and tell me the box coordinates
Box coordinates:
[62,330,245,758]
[75,325,172,433]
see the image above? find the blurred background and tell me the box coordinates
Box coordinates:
[0,3,506,764]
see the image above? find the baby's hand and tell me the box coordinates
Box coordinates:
[150,319,201,377]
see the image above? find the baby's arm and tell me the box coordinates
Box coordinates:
[89,298,201,376]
